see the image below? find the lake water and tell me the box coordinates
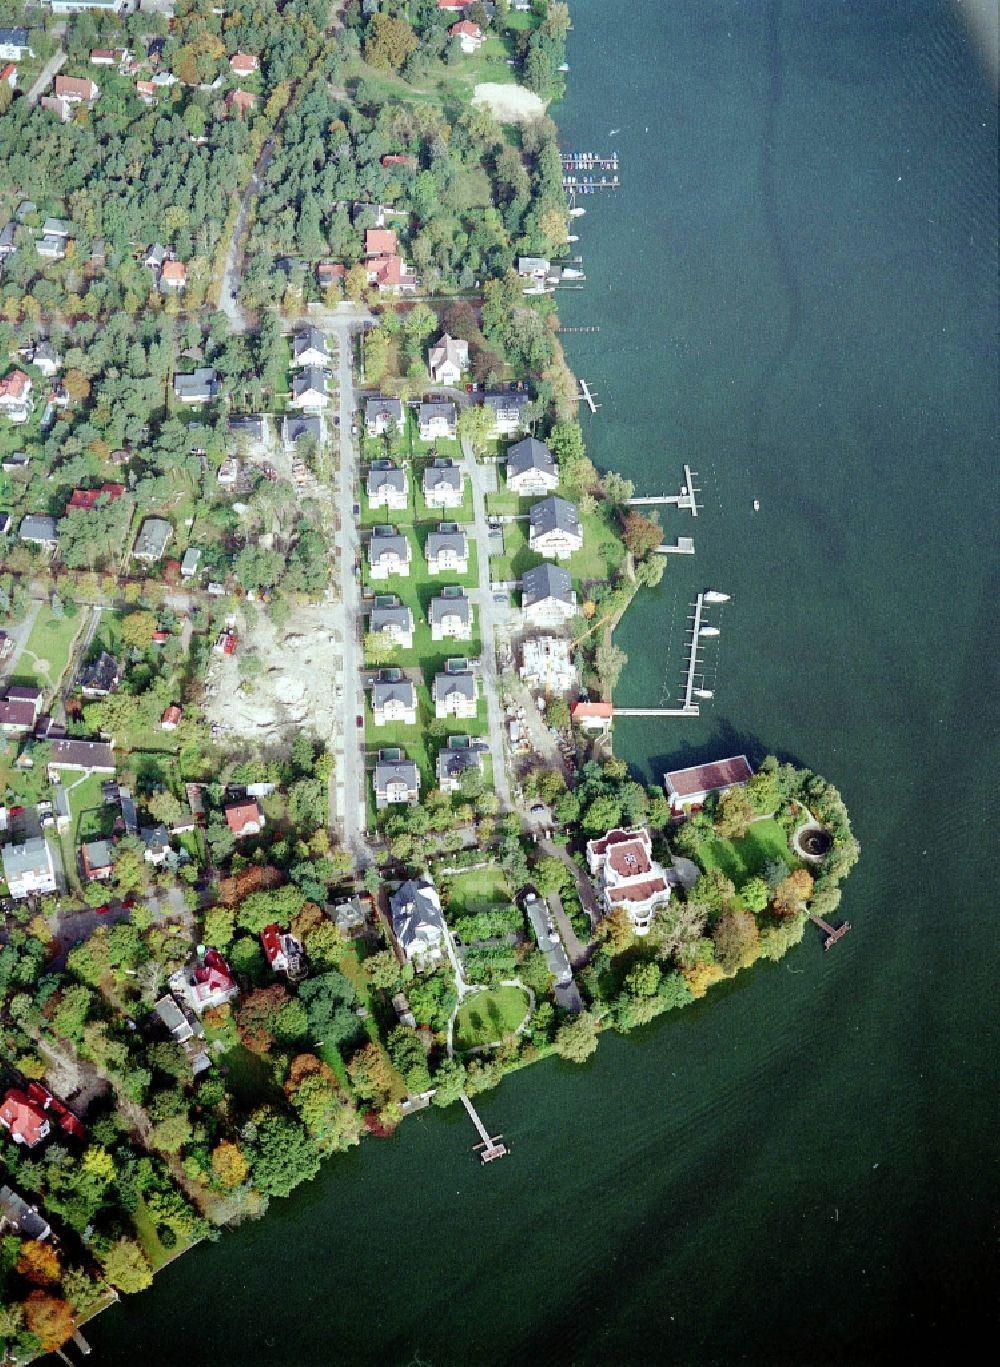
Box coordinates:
[84,2,998,1362]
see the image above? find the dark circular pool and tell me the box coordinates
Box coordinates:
[799,827,832,858]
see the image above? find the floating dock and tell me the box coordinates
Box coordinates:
[563,175,620,192]
[810,915,852,950]
[576,379,600,414]
[627,465,700,516]
[460,1092,508,1164]
[560,153,620,172]
[655,537,695,555]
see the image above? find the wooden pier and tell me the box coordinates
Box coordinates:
[576,379,601,414]
[560,153,620,172]
[681,591,707,712]
[460,1092,508,1164]
[810,915,852,950]
[655,536,695,555]
[561,325,601,334]
[627,465,700,516]
[613,706,699,718]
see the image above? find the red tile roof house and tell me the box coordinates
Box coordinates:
[224,88,256,119]
[570,700,614,731]
[0,699,37,734]
[437,0,467,10]
[54,75,99,104]
[229,52,258,76]
[586,827,673,935]
[364,229,418,294]
[159,259,187,291]
[67,482,125,512]
[80,839,114,881]
[0,1090,50,1148]
[449,20,484,53]
[169,950,239,1015]
[0,369,31,410]
[160,704,182,731]
[261,923,304,976]
[0,63,16,88]
[381,154,415,169]
[663,754,753,815]
[225,798,265,839]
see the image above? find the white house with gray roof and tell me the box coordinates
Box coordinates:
[529,495,582,560]
[425,524,468,575]
[521,563,577,627]
[368,525,411,580]
[369,596,414,649]
[428,589,472,641]
[436,735,486,792]
[432,664,478,719]
[173,368,218,404]
[373,751,421,809]
[365,396,404,436]
[483,391,531,436]
[366,460,408,510]
[291,327,329,368]
[371,673,417,726]
[390,877,446,967]
[19,515,58,548]
[427,333,468,386]
[2,838,57,900]
[281,414,324,449]
[418,401,456,441]
[422,457,464,509]
[290,366,330,410]
[132,517,172,563]
[506,436,558,495]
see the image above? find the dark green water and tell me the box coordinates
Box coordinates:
[84,3,998,1363]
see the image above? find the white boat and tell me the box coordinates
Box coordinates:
[753,498,760,511]
[569,206,586,218]
[704,590,730,604]
[567,235,579,242]
[694,688,714,700]
[699,625,720,637]
[561,267,585,280]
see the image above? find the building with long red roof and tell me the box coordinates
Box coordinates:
[663,754,753,813]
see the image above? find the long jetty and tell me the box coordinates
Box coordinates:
[810,914,852,950]
[614,706,699,717]
[682,591,706,711]
[460,1092,508,1164]
[627,465,699,516]
[577,379,600,413]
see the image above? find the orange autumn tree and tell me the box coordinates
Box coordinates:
[773,868,815,918]
[24,1292,74,1353]
[211,1140,250,1189]
[16,1241,61,1286]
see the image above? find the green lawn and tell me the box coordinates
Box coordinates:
[444,865,512,917]
[698,818,799,885]
[489,502,625,590]
[454,985,531,1051]
[16,604,84,690]
[70,772,115,846]
[218,1044,284,1112]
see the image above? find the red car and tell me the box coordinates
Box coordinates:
[95,903,111,916]
[9,805,24,816]
[356,714,364,728]
[122,893,137,910]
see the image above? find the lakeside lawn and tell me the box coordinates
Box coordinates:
[489,503,625,591]
[454,985,531,1051]
[698,818,799,886]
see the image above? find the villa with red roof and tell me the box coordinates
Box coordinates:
[364,228,417,294]
[449,20,484,53]
[570,700,614,730]
[224,88,256,119]
[229,53,258,76]
[586,827,672,934]
[0,1089,50,1148]
[67,482,125,512]
[663,754,753,814]
[169,949,238,1015]
[225,798,265,838]
[261,923,304,977]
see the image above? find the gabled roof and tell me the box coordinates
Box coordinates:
[663,755,753,799]
[368,527,410,562]
[418,401,456,422]
[365,227,398,257]
[422,459,463,491]
[428,593,471,625]
[76,649,119,694]
[292,326,329,359]
[390,877,445,948]
[281,415,323,445]
[530,495,580,539]
[48,738,115,771]
[225,799,263,836]
[365,395,404,421]
[521,562,574,606]
[427,333,468,374]
[426,525,468,557]
[433,668,476,701]
[366,460,407,494]
[372,678,416,709]
[292,366,329,398]
[374,756,420,794]
[0,1090,49,1147]
[507,435,556,477]
[19,514,58,544]
[370,600,413,632]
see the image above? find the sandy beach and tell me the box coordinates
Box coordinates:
[472,81,547,123]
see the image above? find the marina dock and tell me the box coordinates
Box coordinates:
[655,537,695,555]
[460,1092,508,1164]
[577,379,600,413]
[627,465,700,516]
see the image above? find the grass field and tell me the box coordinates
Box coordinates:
[15,603,84,690]
[454,985,530,1051]
[489,502,625,589]
[698,818,798,885]
[444,865,512,917]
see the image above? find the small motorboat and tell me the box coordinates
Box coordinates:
[704,591,730,604]
[699,625,720,637]
[561,268,585,280]
[694,688,715,700]
[569,206,586,218]
[753,498,760,511]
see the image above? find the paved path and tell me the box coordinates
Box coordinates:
[538,836,603,935]
[26,49,66,106]
[0,597,41,682]
[463,437,511,810]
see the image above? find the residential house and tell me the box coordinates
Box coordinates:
[0,369,32,420]
[517,256,552,282]
[363,227,416,294]
[169,950,239,1015]
[132,517,172,562]
[369,596,414,649]
[160,259,186,291]
[29,342,60,377]
[180,547,201,579]
[425,524,468,575]
[261,923,304,976]
[160,703,182,730]
[76,650,120,698]
[8,685,43,715]
[371,674,417,726]
[427,333,469,386]
[229,414,267,442]
[153,995,196,1046]
[144,243,167,270]
[47,739,115,776]
[0,63,14,89]
[0,1091,49,1148]
[140,824,171,866]
[381,153,416,170]
[19,515,58,547]
[365,227,398,258]
[225,799,265,838]
[373,750,421,809]
[333,897,368,939]
[0,699,36,734]
[525,893,572,986]
[422,458,464,510]
[281,414,324,449]
[570,700,614,731]
[449,19,484,52]
[317,261,345,289]
[173,367,219,404]
[521,562,577,626]
[0,29,33,61]
[663,755,754,814]
[519,635,577,694]
[418,401,457,441]
[55,75,99,103]
[390,877,446,966]
[586,826,672,934]
[432,664,478,719]
[224,88,256,119]
[289,366,330,410]
[0,1184,51,1242]
[292,327,330,368]
[0,222,18,255]
[90,47,128,66]
[365,396,404,436]
[80,839,114,881]
[483,391,531,436]
[368,525,411,580]
[229,52,258,75]
[428,589,472,641]
[506,437,558,495]
[436,0,468,11]
[366,460,408,510]
[435,734,486,793]
[67,482,124,512]
[529,495,583,560]
[1,838,57,899]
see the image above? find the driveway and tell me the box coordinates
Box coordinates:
[538,836,603,934]
[25,49,66,106]
[0,597,42,683]
[463,438,511,809]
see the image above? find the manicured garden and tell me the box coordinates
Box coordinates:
[454,985,531,1051]
[443,864,512,918]
[16,603,85,690]
[697,817,799,884]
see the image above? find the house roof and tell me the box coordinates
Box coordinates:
[571,701,614,720]
[133,517,172,560]
[390,878,445,947]
[82,838,114,871]
[436,745,483,784]
[365,227,398,256]
[522,562,574,606]
[429,593,471,625]
[173,367,218,400]
[19,515,58,543]
[433,669,475,701]
[0,1090,48,1147]
[369,528,410,563]
[161,704,182,726]
[367,253,414,289]
[225,799,263,836]
[426,526,468,557]
[55,76,96,100]
[507,435,556,477]
[160,259,186,284]
[663,755,753,799]
[1,838,53,881]
[281,415,323,445]
[483,391,531,416]
[0,369,30,400]
[381,153,415,168]
[450,20,482,38]
[0,700,36,729]
[607,876,669,906]
[293,326,328,359]
[292,366,329,398]
[366,396,403,421]
[370,601,413,632]
[366,461,407,494]
[76,650,119,693]
[0,28,29,46]
[530,495,580,539]
[140,823,170,852]
[422,459,463,492]
[0,1183,51,1241]
[225,88,256,116]
[374,757,420,794]
[229,52,258,73]
[67,482,124,511]
[48,738,115,771]
[372,679,416,709]
[428,333,468,373]
[418,401,456,423]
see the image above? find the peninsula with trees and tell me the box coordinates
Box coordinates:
[0,2,857,1360]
